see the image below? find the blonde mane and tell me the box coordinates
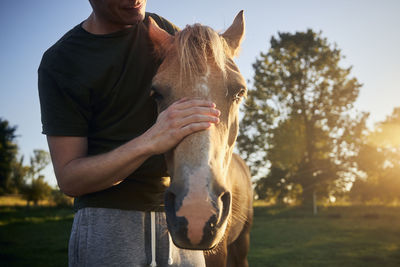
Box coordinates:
[174,24,230,82]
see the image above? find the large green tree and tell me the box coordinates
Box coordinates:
[238,29,365,206]
[0,118,18,194]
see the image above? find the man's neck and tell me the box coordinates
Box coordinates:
[82,13,132,35]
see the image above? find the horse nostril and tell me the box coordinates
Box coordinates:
[217,191,231,226]
[220,191,231,210]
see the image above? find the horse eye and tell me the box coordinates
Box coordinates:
[233,88,247,102]
[150,87,163,101]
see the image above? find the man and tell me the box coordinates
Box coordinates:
[38,0,220,266]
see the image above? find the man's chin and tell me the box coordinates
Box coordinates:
[119,7,146,24]
[124,13,145,25]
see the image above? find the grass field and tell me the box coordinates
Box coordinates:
[250,205,400,267]
[1,200,400,266]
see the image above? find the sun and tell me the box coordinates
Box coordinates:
[368,123,400,148]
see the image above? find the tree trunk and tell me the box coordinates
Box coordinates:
[302,188,313,206]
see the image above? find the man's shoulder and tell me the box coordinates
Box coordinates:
[40,24,82,69]
[146,12,180,34]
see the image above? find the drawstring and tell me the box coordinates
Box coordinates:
[168,232,174,265]
[150,212,157,267]
[150,211,173,266]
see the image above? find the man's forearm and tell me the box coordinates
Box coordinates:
[53,135,152,197]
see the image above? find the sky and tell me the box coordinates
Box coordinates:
[0,0,399,186]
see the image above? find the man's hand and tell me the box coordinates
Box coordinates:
[142,98,220,154]
[47,98,220,197]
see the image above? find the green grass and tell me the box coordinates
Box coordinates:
[1,205,400,266]
[249,205,400,267]
[0,206,74,267]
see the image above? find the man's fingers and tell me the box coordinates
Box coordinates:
[173,99,216,110]
[173,97,189,105]
[177,106,220,118]
[180,122,212,136]
[177,114,219,128]
[148,98,222,154]
[162,99,220,125]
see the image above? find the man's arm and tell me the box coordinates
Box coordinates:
[48,98,220,197]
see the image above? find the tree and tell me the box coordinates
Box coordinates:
[9,155,29,194]
[51,188,73,207]
[350,107,400,203]
[22,149,52,206]
[238,29,365,207]
[0,118,18,194]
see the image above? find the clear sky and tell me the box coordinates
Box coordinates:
[0,0,399,186]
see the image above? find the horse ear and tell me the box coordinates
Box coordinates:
[147,16,174,56]
[221,10,245,57]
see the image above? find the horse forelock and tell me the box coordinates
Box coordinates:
[175,24,230,83]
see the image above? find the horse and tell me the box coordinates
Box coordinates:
[148,11,253,267]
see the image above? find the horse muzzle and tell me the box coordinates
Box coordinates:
[164,189,231,250]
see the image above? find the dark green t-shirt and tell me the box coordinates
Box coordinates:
[38,13,178,211]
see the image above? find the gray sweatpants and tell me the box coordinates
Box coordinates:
[68,208,205,267]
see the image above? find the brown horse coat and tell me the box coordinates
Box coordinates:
[148,11,253,267]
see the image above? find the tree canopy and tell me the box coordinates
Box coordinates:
[0,118,19,194]
[22,149,52,206]
[238,29,366,205]
[0,118,54,204]
[350,107,400,203]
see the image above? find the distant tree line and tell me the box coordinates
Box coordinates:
[238,29,400,208]
[0,118,72,207]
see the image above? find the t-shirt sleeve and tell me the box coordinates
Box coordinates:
[38,63,91,136]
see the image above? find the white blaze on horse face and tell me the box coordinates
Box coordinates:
[195,68,211,97]
[175,131,216,245]
[176,165,216,245]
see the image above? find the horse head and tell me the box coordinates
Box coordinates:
[148,11,247,250]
